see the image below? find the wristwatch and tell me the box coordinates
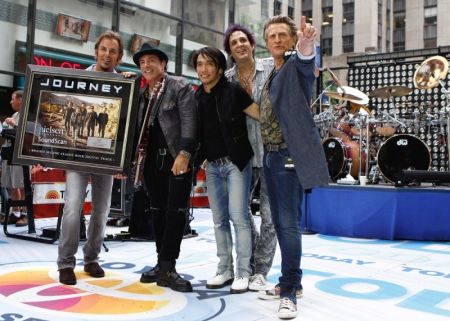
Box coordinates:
[178,150,191,160]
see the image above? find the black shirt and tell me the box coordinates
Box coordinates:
[197,78,254,163]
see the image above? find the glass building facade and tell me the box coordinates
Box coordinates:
[0,0,285,116]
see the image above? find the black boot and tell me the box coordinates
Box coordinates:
[157,260,193,293]
[140,263,161,283]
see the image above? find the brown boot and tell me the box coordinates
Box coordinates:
[84,262,105,278]
[15,215,28,227]
[59,268,76,285]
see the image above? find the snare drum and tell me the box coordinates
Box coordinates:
[377,134,431,183]
[322,137,366,180]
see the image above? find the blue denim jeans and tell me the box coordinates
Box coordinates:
[206,160,252,278]
[57,171,113,270]
[263,148,303,303]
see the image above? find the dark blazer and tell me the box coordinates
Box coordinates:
[268,54,329,189]
[135,74,197,158]
[196,77,253,171]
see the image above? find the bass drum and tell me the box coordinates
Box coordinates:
[322,137,366,180]
[377,134,431,183]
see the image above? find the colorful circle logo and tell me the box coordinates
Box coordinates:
[0,267,187,320]
[45,190,61,200]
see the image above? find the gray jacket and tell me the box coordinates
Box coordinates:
[225,58,274,167]
[136,74,197,158]
[268,54,329,189]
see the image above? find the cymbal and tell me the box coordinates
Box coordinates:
[324,86,369,104]
[369,86,412,99]
[414,55,449,89]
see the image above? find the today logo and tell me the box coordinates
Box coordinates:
[0,267,187,320]
[44,190,61,200]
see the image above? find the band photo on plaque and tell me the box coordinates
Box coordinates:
[12,65,139,175]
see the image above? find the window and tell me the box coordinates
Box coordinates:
[424,38,437,48]
[424,2,437,48]
[424,0,437,7]
[343,3,354,22]
[343,35,354,53]
[288,0,295,19]
[302,0,312,11]
[261,0,269,19]
[303,10,312,21]
[393,0,405,13]
[342,22,354,36]
[274,0,282,15]
[322,38,332,56]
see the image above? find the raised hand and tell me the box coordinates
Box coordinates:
[297,15,316,56]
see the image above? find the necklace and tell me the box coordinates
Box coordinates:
[236,61,255,90]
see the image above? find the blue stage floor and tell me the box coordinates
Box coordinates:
[1,208,450,321]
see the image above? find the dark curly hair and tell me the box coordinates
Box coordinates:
[223,24,256,56]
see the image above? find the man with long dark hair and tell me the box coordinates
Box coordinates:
[193,47,259,294]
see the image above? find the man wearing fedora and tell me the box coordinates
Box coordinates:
[133,43,197,292]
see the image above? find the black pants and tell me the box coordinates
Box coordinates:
[144,149,193,261]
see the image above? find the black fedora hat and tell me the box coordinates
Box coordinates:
[133,42,169,66]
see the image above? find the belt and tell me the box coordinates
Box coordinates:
[158,148,167,155]
[264,142,288,152]
[209,156,231,166]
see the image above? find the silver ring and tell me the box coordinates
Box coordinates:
[180,170,184,174]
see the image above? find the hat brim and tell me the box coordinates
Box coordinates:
[133,49,168,66]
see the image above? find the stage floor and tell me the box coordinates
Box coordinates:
[1,209,450,321]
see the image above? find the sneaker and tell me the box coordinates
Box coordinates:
[206,274,234,289]
[140,264,160,283]
[59,268,76,285]
[258,285,303,300]
[277,297,298,319]
[230,277,249,294]
[84,262,105,278]
[249,273,267,291]
[15,215,28,227]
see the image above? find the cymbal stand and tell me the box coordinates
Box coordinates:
[311,81,335,114]
[381,111,406,127]
[358,113,365,179]
[366,116,371,177]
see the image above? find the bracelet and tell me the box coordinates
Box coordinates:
[179,150,191,160]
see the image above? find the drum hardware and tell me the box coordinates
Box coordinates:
[369,86,412,99]
[414,55,450,172]
[311,78,337,114]
[380,110,406,127]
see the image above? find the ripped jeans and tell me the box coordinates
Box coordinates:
[143,148,193,261]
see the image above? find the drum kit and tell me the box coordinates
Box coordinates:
[314,55,450,185]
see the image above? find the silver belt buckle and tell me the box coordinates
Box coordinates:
[158,148,167,155]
